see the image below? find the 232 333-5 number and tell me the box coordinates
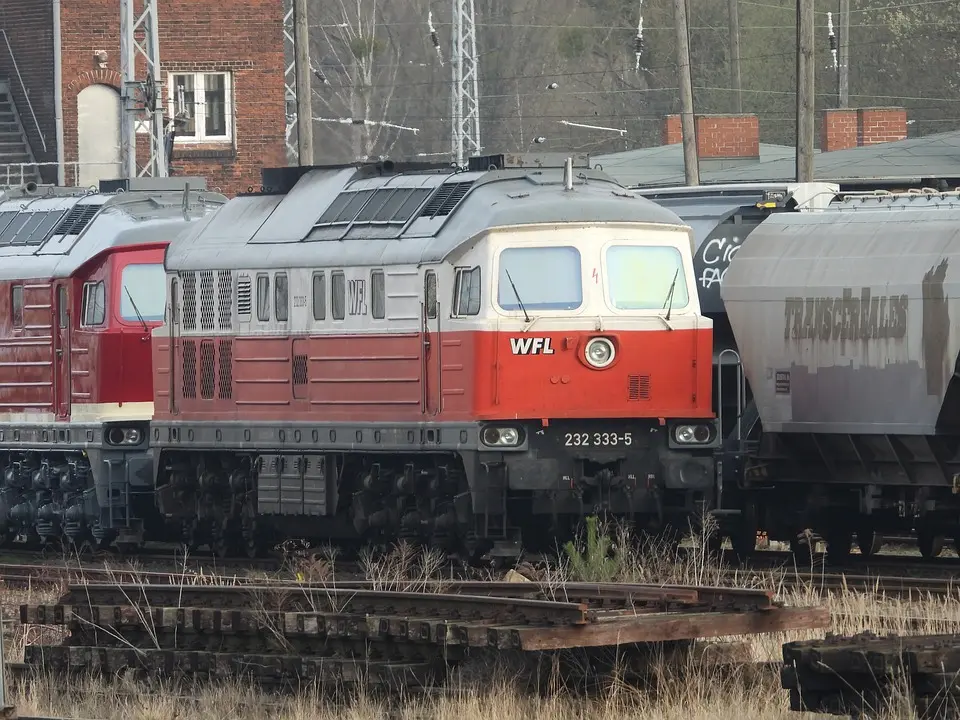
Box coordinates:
[564,432,633,447]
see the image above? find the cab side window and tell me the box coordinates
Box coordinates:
[256,274,270,321]
[453,266,481,316]
[11,285,23,328]
[81,281,105,326]
[424,270,437,320]
[275,273,289,322]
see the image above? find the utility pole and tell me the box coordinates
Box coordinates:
[673,0,699,185]
[293,0,313,165]
[450,0,481,167]
[119,0,166,178]
[796,0,815,182]
[838,0,850,107]
[728,0,742,113]
[283,0,298,164]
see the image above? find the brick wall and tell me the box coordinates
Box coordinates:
[820,107,907,152]
[59,0,286,197]
[0,1,56,173]
[662,114,760,158]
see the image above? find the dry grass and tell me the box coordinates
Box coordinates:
[0,523,957,719]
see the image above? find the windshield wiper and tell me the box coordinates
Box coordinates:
[124,285,150,333]
[504,268,532,323]
[660,268,680,329]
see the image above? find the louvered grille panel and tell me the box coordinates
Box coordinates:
[52,204,101,236]
[218,340,233,400]
[199,340,215,399]
[419,182,474,218]
[237,275,252,317]
[182,341,197,399]
[199,270,215,331]
[181,272,197,330]
[628,375,651,401]
[217,270,233,330]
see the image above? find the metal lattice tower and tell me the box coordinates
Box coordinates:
[450,0,481,167]
[283,0,299,164]
[120,0,167,178]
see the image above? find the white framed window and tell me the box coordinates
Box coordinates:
[168,72,233,143]
[81,281,105,326]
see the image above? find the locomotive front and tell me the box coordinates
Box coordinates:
[452,168,718,545]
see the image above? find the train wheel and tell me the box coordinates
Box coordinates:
[855,527,883,557]
[241,512,263,559]
[825,530,852,565]
[918,530,945,559]
[730,501,758,563]
[212,517,239,559]
[790,531,816,566]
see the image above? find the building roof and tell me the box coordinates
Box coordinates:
[593,129,960,188]
[713,129,960,184]
[592,142,803,187]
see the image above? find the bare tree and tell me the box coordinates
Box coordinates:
[310,0,442,163]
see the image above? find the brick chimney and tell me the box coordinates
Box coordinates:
[820,107,907,151]
[662,113,760,159]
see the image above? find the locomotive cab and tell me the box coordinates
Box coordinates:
[445,219,717,544]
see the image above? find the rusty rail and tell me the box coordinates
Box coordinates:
[17,579,828,690]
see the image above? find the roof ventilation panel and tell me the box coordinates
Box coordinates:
[418,181,475,218]
[52,203,102,236]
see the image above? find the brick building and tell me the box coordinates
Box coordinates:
[0,0,286,196]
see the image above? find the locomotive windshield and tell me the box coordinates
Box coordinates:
[605,245,690,310]
[120,263,166,323]
[497,246,583,311]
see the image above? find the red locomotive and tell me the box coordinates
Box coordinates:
[0,179,226,550]
[151,156,719,558]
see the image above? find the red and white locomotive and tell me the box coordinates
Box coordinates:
[0,179,226,550]
[151,156,718,557]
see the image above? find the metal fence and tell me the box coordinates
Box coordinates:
[0,161,136,189]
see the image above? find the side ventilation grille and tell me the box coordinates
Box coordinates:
[199,270,215,331]
[237,275,252,317]
[182,340,197,399]
[181,272,197,330]
[419,182,474,218]
[218,340,233,400]
[217,270,233,330]
[199,340,215,399]
[628,375,651,401]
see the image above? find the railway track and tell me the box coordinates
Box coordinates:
[0,561,953,597]
[14,580,825,690]
[1,559,959,599]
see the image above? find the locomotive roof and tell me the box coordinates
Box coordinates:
[0,185,227,282]
[165,165,686,271]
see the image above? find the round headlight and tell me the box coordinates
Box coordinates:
[675,425,696,443]
[481,427,501,445]
[481,426,521,447]
[585,337,615,368]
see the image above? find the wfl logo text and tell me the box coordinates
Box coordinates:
[510,337,555,355]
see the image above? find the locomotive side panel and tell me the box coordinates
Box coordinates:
[0,280,56,419]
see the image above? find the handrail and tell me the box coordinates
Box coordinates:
[0,29,47,153]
